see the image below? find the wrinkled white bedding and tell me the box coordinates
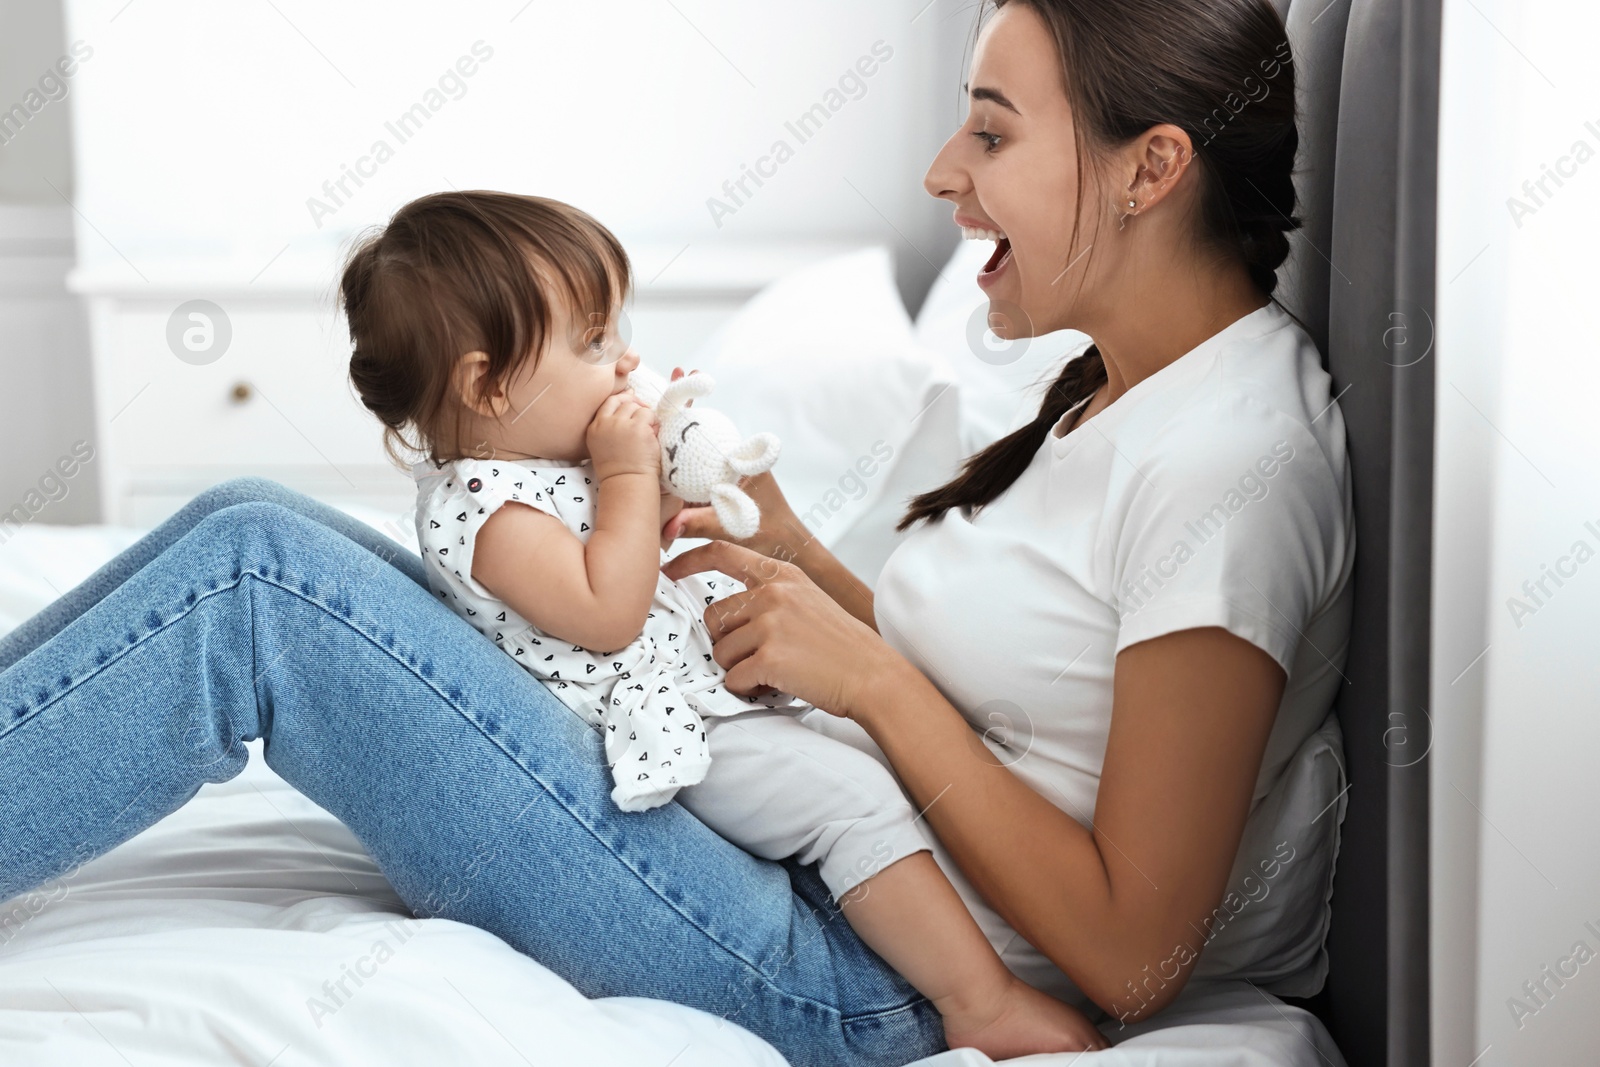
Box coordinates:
[0,525,1345,1067]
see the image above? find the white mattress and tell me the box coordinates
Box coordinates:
[0,523,1347,1066]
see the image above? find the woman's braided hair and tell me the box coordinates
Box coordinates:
[897,0,1302,531]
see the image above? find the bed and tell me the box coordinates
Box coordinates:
[0,524,1347,1065]
[1,0,1437,1053]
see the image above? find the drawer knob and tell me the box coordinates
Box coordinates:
[230,382,254,404]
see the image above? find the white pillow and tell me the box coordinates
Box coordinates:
[1191,711,1347,996]
[679,246,964,587]
[912,240,1092,450]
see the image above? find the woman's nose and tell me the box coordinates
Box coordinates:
[924,128,970,201]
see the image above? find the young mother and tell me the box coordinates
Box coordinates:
[0,1,1351,1064]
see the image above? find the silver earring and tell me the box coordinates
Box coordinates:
[1117,198,1136,231]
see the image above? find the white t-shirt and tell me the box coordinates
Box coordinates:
[873,297,1354,905]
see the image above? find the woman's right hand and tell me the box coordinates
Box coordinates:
[587,391,660,483]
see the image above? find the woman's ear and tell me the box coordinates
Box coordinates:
[1125,125,1195,214]
[453,350,508,418]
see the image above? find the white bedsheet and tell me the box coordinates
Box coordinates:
[0,523,1346,1066]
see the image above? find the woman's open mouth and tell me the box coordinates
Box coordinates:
[971,231,1012,288]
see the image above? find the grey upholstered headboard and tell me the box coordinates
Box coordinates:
[1271,1,1440,1064]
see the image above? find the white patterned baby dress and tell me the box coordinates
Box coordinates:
[412,455,800,811]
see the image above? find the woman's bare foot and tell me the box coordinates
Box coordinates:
[938,975,1109,1058]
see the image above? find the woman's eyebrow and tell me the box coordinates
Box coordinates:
[964,83,1021,115]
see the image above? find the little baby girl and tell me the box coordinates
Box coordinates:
[341,190,1106,1057]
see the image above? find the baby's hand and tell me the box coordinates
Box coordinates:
[588,391,660,483]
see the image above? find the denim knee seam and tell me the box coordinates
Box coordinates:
[1,576,248,740]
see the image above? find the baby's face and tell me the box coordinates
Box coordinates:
[496,296,639,461]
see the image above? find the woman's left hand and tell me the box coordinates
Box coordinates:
[661,539,897,718]
[658,491,685,551]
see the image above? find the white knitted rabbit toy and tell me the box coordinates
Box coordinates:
[628,368,780,539]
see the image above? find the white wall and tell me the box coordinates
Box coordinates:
[0,0,99,524]
[1434,0,1600,1062]
[60,0,967,304]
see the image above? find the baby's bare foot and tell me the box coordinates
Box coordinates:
[939,976,1109,1058]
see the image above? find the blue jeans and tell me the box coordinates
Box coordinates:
[0,478,945,1067]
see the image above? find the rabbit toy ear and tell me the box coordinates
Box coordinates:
[710,484,762,540]
[659,371,716,411]
[725,432,781,477]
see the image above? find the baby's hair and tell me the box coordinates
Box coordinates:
[342,190,632,466]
